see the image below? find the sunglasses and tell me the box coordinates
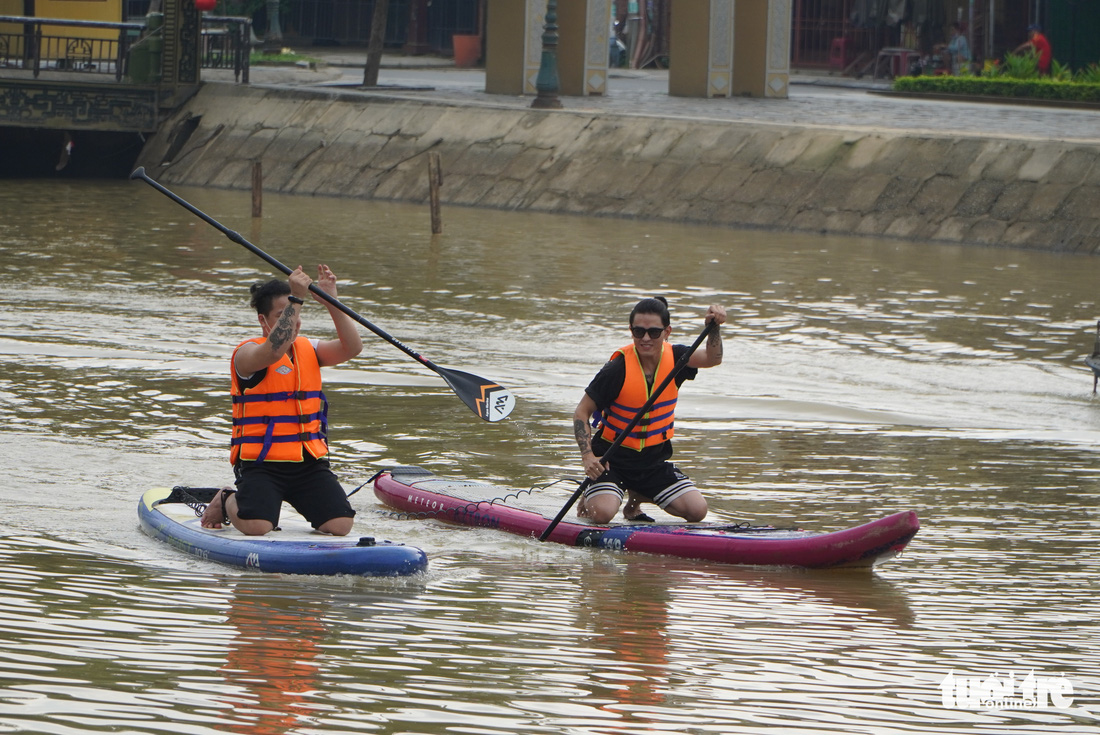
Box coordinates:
[630,326,666,340]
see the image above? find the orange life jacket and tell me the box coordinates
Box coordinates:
[597,342,678,451]
[230,336,328,463]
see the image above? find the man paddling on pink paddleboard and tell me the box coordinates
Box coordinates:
[573,297,727,525]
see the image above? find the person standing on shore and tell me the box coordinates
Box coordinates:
[572,297,726,525]
[202,264,362,536]
[945,22,971,75]
[1013,23,1052,75]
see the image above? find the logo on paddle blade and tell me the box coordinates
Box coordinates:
[480,385,515,422]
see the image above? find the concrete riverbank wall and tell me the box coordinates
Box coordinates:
[135,83,1100,254]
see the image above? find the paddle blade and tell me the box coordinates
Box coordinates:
[437,367,516,422]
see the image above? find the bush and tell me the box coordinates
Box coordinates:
[894,61,1100,102]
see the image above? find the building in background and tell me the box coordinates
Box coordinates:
[19,0,1095,73]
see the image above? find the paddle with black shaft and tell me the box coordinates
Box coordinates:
[538,319,718,541]
[129,166,516,423]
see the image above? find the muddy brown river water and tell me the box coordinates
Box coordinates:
[0,179,1097,734]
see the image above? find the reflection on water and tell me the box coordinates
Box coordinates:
[0,180,1098,733]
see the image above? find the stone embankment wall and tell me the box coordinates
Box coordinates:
[136,84,1100,253]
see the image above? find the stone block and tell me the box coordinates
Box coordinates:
[1018,144,1067,182]
[498,146,554,181]
[714,201,764,227]
[666,125,736,162]
[545,156,603,196]
[854,212,892,236]
[651,199,691,220]
[725,128,786,167]
[529,189,568,212]
[989,180,1037,221]
[671,163,724,199]
[1057,219,1100,254]
[370,164,426,201]
[629,162,692,206]
[448,174,499,206]
[766,169,823,207]
[420,108,519,147]
[1000,221,1046,249]
[696,163,755,202]
[361,103,435,137]
[578,160,652,200]
[979,144,1033,181]
[369,135,430,173]
[1046,148,1098,185]
[885,215,937,240]
[901,138,956,180]
[503,112,593,150]
[730,168,779,204]
[789,207,828,233]
[823,210,863,233]
[932,216,980,243]
[207,158,254,190]
[941,139,989,180]
[477,178,523,209]
[875,177,923,212]
[450,141,525,178]
[1023,183,1076,221]
[968,218,1009,245]
[763,131,814,168]
[912,175,970,216]
[1059,186,1100,220]
[954,180,1005,217]
[746,203,788,227]
[792,134,849,172]
[633,124,692,161]
[843,135,890,170]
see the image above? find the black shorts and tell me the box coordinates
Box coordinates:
[584,462,696,510]
[233,455,356,529]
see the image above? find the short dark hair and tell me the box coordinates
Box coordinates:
[630,296,670,327]
[249,278,290,315]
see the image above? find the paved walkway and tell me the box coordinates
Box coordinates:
[230,48,1100,144]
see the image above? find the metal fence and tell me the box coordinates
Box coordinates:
[0,14,251,83]
[287,0,408,46]
[791,0,878,70]
[0,16,144,80]
[201,15,252,83]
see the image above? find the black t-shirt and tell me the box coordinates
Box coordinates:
[584,344,698,471]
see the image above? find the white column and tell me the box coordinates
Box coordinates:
[764,0,792,99]
[707,0,736,98]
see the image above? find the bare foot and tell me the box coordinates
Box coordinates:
[576,495,590,518]
[623,493,655,522]
[200,488,231,529]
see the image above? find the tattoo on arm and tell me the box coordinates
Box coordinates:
[708,327,723,359]
[268,306,296,352]
[574,419,592,455]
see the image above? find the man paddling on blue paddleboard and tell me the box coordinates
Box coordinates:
[573,297,726,525]
[202,265,363,536]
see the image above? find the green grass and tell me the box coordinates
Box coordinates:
[249,49,322,66]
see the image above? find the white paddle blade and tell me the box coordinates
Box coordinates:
[439,368,517,422]
[481,385,516,422]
